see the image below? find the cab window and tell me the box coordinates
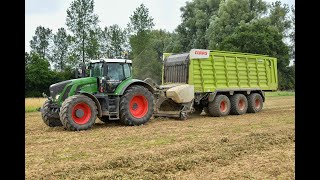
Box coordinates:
[90,63,103,77]
[123,64,131,78]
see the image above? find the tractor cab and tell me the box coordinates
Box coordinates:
[88,58,132,93]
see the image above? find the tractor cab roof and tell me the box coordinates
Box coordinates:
[90,58,132,64]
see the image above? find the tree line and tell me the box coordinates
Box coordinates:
[25,0,295,97]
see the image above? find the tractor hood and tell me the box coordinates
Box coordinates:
[49,80,72,99]
[49,77,98,102]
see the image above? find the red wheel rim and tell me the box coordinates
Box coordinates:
[255,99,261,109]
[220,101,227,112]
[129,95,148,118]
[238,99,245,110]
[71,102,92,124]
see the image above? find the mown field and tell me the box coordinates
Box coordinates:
[25,94,295,179]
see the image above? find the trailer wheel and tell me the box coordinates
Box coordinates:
[208,95,231,117]
[41,100,63,127]
[247,93,263,113]
[98,116,109,123]
[59,95,98,131]
[230,94,248,115]
[119,85,154,126]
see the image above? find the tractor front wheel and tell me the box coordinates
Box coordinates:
[41,100,63,127]
[59,95,98,131]
[119,86,154,126]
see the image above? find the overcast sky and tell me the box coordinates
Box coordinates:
[25,0,295,52]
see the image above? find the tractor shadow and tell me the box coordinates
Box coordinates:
[92,120,123,129]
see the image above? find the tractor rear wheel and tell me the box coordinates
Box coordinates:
[119,86,154,126]
[41,100,63,127]
[208,95,231,117]
[230,94,248,115]
[247,93,263,113]
[59,95,98,131]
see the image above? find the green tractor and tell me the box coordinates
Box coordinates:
[41,58,155,131]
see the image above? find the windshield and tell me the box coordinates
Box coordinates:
[107,63,124,81]
[90,63,103,77]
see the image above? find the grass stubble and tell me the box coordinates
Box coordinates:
[25,95,295,179]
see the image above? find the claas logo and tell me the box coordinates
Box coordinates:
[195,50,208,55]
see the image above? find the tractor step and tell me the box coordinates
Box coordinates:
[108,112,119,120]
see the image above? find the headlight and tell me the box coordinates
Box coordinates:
[55,94,60,100]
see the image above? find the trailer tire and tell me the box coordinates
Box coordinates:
[247,93,263,113]
[119,85,154,126]
[59,95,98,131]
[208,95,231,117]
[230,94,248,115]
[41,100,63,127]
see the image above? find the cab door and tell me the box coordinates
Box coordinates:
[104,63,132,93]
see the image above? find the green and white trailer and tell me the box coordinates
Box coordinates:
[155,49,278,118]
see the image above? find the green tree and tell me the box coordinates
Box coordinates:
[176,0,221,51]
[268,1,291,36]
[86,28,101,59]
[25,53,53,97]
[25,52,31,67]
[66,0,99,76]
[289,5,295,61]
[50,28,71,71]
[127,4,163,83]
[207,0,267,49]
[127,3,154,34]
[103,24,127,58]
[163,32,183,53]
[150,29,172,59]
[30,26,52,59]
[127,3,155,55]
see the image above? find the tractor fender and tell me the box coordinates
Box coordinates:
[79,92,102,117]
[117,79,155,95]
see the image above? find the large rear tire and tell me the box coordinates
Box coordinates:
[41,100,63,127]
[230,94,248,115]
[59,95,98,131]
[119,86,154,126]
[208,95,231,117]
[247,93,263,113]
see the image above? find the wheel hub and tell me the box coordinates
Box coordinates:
[129,95,149,118]
[220,101,227,112]
[239,100,245,110]
[75,109,84,118]
[132,103,138,110]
